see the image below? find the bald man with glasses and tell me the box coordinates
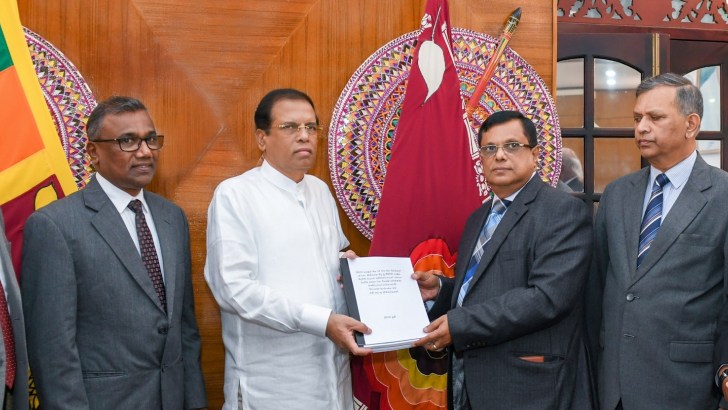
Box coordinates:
[22,96,207,409]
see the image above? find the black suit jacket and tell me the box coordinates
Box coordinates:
[430,177,594,410]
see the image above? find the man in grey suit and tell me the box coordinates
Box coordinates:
[0,213,28,410]
[21,96,207,409]
[590,72,728,409]
[413,110,593,409]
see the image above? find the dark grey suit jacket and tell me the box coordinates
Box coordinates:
[0,213,29,410]
[591,155,728,409]
[430,177,593,410]
[21,176,206,409]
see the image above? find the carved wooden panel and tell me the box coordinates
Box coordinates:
[558,0,728,26]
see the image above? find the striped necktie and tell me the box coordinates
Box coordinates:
[457,199,510,306]
[637,173,669,268]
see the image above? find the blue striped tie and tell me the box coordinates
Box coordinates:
[637,173,669,268]
[457,199,509,306]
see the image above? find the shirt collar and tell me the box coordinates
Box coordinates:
[261,160,306,194]
[95,172,148,214]
[649,150,696,190]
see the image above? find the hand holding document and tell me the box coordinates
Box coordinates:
[340,257,431,352]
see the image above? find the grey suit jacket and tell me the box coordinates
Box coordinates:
[21,176,206,409]
[430,177,594,410]
[0,213,29,410]
[592,155,728,409]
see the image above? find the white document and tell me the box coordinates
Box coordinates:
[342,257,430,352]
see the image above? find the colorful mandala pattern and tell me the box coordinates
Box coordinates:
[25,27,96,190]
[329,28,561,239]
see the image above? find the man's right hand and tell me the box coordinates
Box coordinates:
[412,270,442,302]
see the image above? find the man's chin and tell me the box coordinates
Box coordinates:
[131,177,155,190]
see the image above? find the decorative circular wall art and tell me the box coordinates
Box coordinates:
[25,27,96,190]
[329,28,561,239]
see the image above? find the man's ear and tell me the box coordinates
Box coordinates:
[686,113,701,140]
[255,129,266,152]
[531,145,541,169]
[87,142,99,166]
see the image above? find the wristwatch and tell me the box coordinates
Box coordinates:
[716,367,728,387]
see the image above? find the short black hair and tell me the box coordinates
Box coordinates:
[86,96,147,140]
[254,88,317,132]
[478,110,538,147]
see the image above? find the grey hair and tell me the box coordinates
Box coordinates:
[636,72,703,118]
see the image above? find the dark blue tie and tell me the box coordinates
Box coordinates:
[637,173,669,268]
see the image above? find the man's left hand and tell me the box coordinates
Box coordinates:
[412,314,451,351]
[337,250,358,288]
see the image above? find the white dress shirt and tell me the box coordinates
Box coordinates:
[204,161,352,410]
[96,173,164,280]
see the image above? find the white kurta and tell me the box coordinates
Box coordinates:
[205,161,352,410]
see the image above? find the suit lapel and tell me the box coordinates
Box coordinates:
[0,222,22,323]
[631,157,710,285]
[85,178,167,313]
[623,168,650,279]
[147,193,177,318]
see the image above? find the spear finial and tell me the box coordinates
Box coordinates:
[465,8,522,116]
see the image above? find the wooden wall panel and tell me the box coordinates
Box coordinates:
[18,1,555,407]
[17,1,220,200]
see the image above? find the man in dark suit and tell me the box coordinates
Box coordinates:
[21,96,207,409]
[413,110,593,410]
[0,213,28,410]
[589,72,728,409]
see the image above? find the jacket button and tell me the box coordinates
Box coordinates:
[158,326,168,335]
[626,293,635,301]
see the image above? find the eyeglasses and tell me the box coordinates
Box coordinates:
[479,142,532,157]
[274,123,322,136]
[91,134,165,152]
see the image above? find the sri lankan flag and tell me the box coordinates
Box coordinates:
[0,0,77,274]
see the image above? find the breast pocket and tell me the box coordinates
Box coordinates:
[675,233,718,248]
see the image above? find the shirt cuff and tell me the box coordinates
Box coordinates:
[300,304,332,337]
